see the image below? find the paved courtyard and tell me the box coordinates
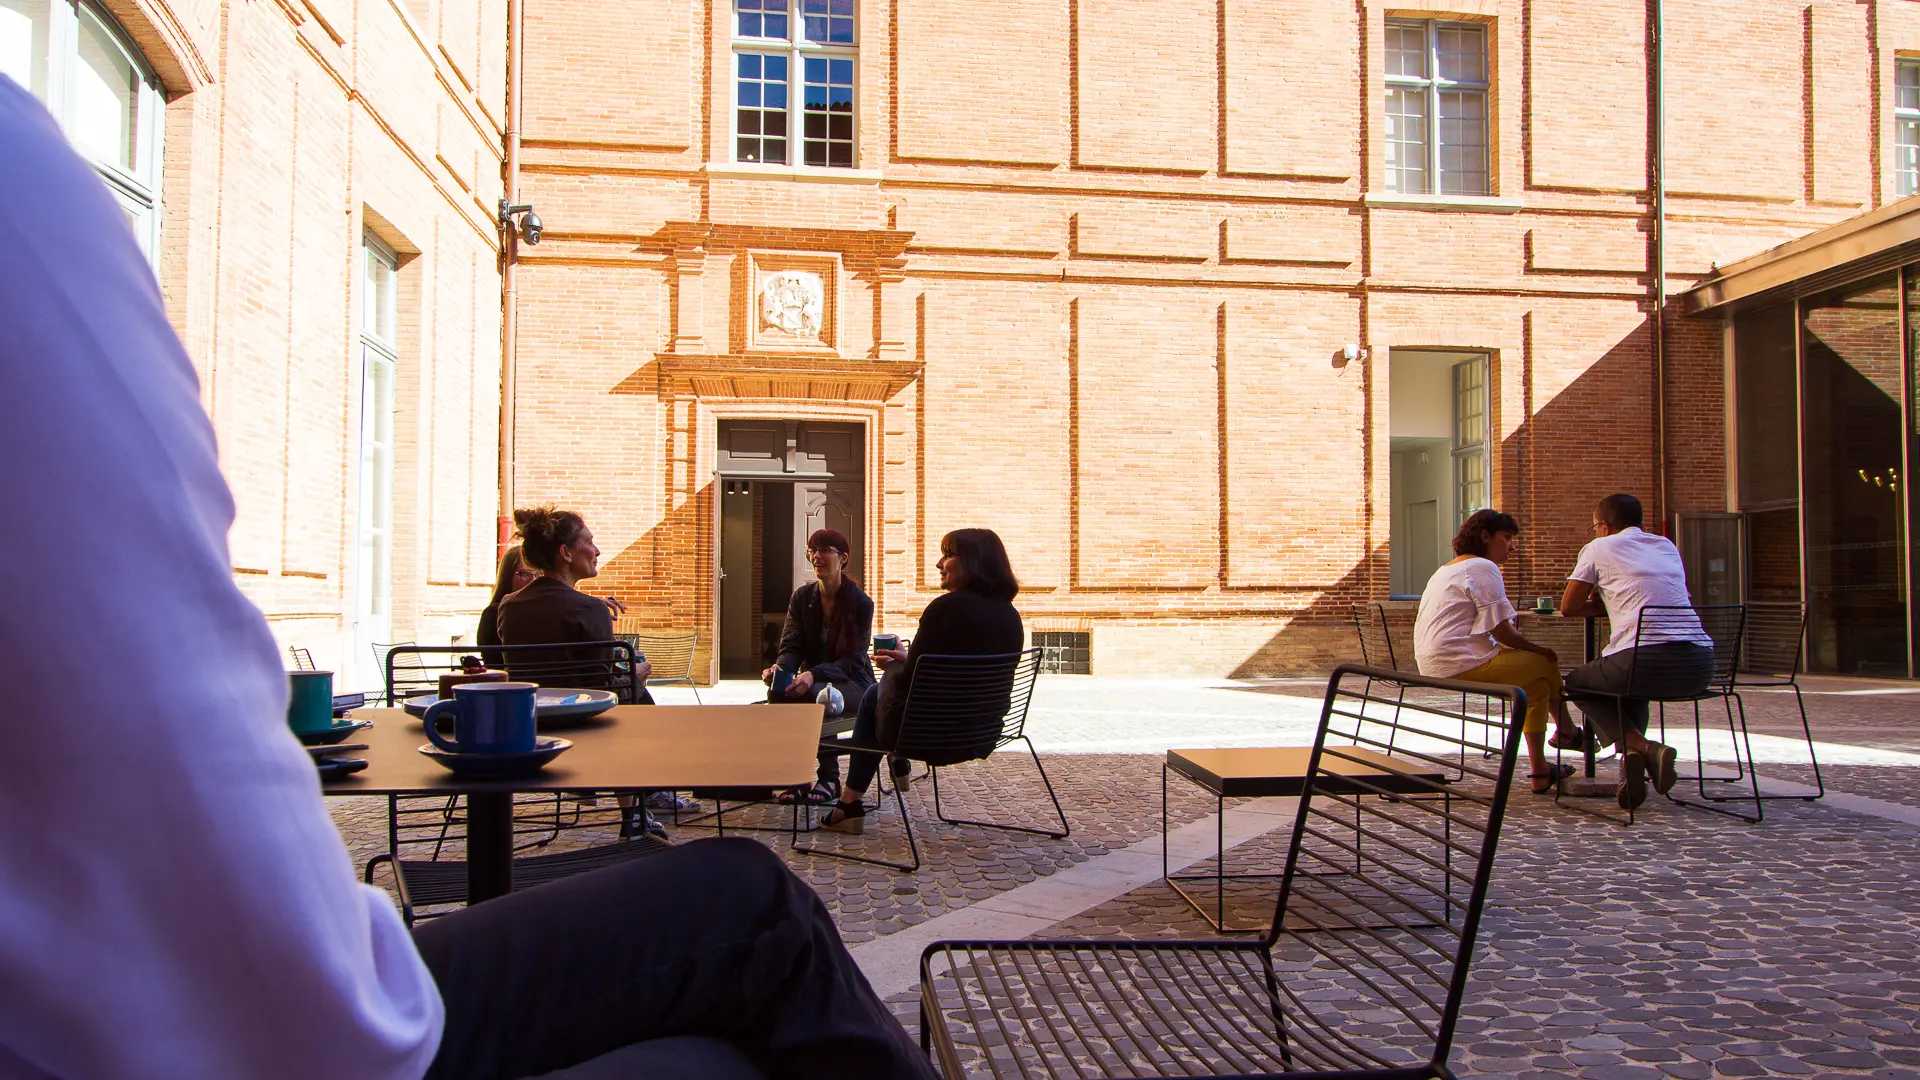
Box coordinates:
[329,675,1920,1079]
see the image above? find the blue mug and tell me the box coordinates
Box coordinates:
[770,666,793,697]
[423,682,539,755]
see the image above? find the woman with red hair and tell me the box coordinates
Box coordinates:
[765,527,875,802]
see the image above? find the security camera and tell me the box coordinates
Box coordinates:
[519,209,542,245]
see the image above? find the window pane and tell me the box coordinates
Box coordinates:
[801,48,854,167]
[737,0,788,39]
[801,0,853,43]
[1453,357,1485,449]
[73,5,139,174]
[1437,90,1488,195]
[1898,119,1920,198]
[1384,86,1427,194]
[1435,24,1485,83]
[736,51,790,165]
[0,0,51,98]
[1901,60,1920,111]
[1385,21,1426,78]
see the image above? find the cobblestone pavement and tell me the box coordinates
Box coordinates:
[327,676,1920,1078]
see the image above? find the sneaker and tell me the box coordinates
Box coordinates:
[622,809,670,841]
[1644,740,1679,795]
[1617,752,1648,811]
[644,790,700,812]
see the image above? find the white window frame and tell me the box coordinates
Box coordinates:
[730,0,859,170]
[1452,355,1489,521]
[1897,59,1920,198]
[352,232,399,691]
[1384,18,1490,197]
[2,0,164,265]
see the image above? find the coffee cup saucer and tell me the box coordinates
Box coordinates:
[418,736,572,779]
[296,718,372,746]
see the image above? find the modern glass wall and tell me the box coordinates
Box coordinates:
[1733,268,1916,676]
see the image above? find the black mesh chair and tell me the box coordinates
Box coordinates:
[1561,604,1756,824]
[918,664,1527,1079]
[1730,601,1823,801]
[365,641,657,921]
[796,648,1064,873]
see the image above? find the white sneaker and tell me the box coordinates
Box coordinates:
[644,791,700,812]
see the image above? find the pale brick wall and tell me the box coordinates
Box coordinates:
[500,0,1896,679]
[107,0,506,690]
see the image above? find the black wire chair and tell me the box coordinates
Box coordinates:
[364,642,658,922]
[1560,604,1755,824]
[1730,601,1823,801]
[796,648,1064,873]
[919,664,1527,1079]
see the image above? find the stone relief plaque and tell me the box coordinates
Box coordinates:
[758,269,825,341]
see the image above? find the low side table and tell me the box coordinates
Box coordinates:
[1163,745,1447,932]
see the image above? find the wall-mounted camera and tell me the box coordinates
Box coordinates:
[498,200,542,246]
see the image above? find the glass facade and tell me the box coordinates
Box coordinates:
[1733,269,1920,676]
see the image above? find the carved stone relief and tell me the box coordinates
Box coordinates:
[757,269,825,341]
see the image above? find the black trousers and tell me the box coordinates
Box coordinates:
[1565,641,1715,745]
[841,682,895,793]
[414,837,935,1080]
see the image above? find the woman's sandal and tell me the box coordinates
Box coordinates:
[778,780,841,805]
[1530,763,1575,794]
[819,801,866,835]
[1548,724,1595,754]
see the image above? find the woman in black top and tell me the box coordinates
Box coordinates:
[822,528,1023,833]
[496,507,651,699]
[476,546,536,669]
[765,528,874,800]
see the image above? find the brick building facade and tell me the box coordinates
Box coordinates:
[506,0,1913,678]
[5,0,508,689]
[11,0,1912,684]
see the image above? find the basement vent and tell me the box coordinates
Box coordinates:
[1034,631,1092,675]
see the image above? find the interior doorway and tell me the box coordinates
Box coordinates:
[716,420,865,676]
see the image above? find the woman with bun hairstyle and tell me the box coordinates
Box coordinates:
[765,528,875,803]
[496,506,652,699]
[821,528,1024,834]
[1411,508,1578,794]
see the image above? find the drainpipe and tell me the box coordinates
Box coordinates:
[1652,0,1670,529]
[497,0,524,554]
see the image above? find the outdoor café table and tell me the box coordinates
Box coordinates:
[321,703,823,905]
[1162,745,1447,931]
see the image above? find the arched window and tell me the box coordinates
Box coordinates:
[1,1,166,264]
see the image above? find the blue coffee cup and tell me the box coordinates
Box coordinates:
[770,667,793,696]
[423,682,539,755]
[287,670,335,733]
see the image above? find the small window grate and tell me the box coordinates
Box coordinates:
[1034,631,1091,675]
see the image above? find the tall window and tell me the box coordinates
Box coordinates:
[1,0,165,262]
[1452,356,1488,519]
[1897,60,1920,198]
[1384,19,1489,196]
[353,234,398,688]
[733,0,856,167]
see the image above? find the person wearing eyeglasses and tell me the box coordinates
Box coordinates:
[1559,493,1714,810]
[765,528,875,804]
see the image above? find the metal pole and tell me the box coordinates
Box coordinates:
[1652,0,1670,530]
[497,0,525,551]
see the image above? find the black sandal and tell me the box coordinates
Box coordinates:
[778,779,841,805]
[1530,763,1575,794]
[819,800,866,834]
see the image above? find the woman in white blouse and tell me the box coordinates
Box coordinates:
[1413,509,1578,793]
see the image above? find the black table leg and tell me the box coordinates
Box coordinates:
[466,791,514,904]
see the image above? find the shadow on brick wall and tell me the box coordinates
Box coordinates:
[1227,309,1721,678]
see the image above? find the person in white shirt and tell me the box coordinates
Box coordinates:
[1559,493,1715,811]
[1413,509,1580,793]
[0,73,931,1080]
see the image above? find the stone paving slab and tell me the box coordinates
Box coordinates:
[323,676,1920,1078]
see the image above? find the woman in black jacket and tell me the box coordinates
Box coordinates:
[765,527,875,801]
[475,546,536,670]
[821,528,1023,833]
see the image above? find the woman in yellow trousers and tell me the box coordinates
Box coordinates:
[1412,509,1581,794]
